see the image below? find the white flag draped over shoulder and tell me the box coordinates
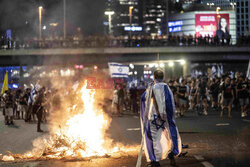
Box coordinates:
[108,62,129,78]
[140,82,182,162]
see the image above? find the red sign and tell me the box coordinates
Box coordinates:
[195,14,230,37]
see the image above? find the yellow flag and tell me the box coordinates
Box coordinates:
[1,72,8,94]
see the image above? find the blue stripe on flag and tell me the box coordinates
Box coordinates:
[140,92,146,121]
[140,91,156,161]
[111,73,128,76]
[109,64,128,67]
[164,85,179,155]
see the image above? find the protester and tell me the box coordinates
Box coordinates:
[33,87,45,132]
[140,70,182,167]
[189,80,198,111]
[210,78,220,110]
[3,90,14,125]
[221,77,234,118]
[198,77,208,115]
[129,84,138,113]
[177,79,188,117]
[237,76,249,118]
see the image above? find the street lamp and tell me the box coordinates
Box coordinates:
[180,60,185,65]
[230,2,236,10]
[207,3,214,8]
[168,61,174,67]
[129,6,133,47]
[104,11,115,34]
[63,0,66,39]
[216,7,221,16]
[129,6,134,26]
[38,6,43,40]
[216,7,221,20]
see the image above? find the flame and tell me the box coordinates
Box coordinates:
[4,80,139,161]
[53,83,112,157]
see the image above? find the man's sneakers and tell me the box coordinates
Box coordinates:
[147,161,161,167]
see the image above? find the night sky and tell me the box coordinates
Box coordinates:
[0,0,105,37]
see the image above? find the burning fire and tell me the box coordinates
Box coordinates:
[2,81,138,161]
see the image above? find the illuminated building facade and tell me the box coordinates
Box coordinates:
[143,0,168,36]
[104,0,143,36]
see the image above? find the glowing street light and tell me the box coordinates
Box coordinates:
[63,0,66,39]
[230,2,236,10]
[180,60,185,65]
[149,64,154,68]
[168,61,174,67]
[129,6,134,46]
[105,11,115,34]
[160,63,165,68]
[38,6,43,40]
[50,23,58,27]
[216,7,221,18]
[207,3,214,8]
[129,6,134,25]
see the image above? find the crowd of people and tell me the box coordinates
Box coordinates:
[1,34,250,49]
[0,73,249,133]
[112,74,249,119]
[0,80,56,132]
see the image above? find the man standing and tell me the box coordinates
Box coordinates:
[140,70,182,167]
[129,84,138,113]
[198,77,208,115]
[237,76,249,118]
[33,87,45,132]
[210,78,220,110]
[3,90,14,125]
[221,76,234,118]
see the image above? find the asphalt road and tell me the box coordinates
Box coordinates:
[0,109,250,167]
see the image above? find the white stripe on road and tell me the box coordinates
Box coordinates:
[127,128,140,131]
[194,155,214,167]
[201,161,214,167]
[242,119,250,123]
[216,123,230,126]
[194,155,204,160]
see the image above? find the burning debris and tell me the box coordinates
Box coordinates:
[1,80,138,162]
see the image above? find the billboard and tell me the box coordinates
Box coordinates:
[195,14,230,38]
[168,20,183,32]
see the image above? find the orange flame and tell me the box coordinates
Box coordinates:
[5,80,139,161]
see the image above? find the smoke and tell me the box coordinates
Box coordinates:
[0,0,105,38]
[0,0,37,38]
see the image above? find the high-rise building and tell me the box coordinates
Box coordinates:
[201,0,236,10]
[236,0,250,36]
[104,0,142,36]
[105,0,170,37]
[142,0,168,36]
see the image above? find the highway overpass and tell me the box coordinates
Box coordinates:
[0,47,249,66]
